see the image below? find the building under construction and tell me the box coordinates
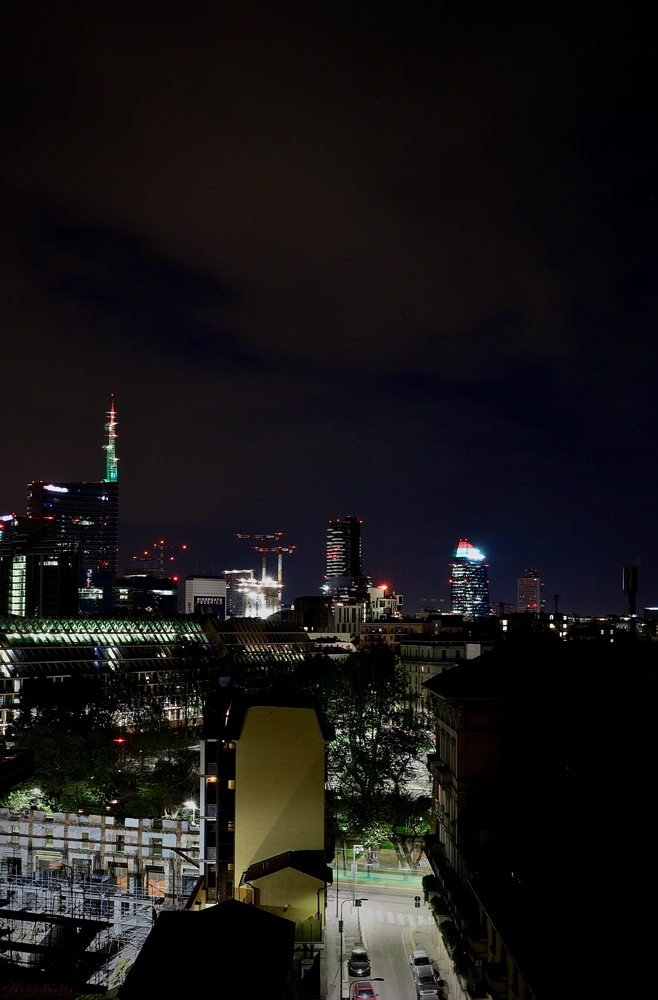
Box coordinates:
[0,807,201,992]
[234,532,296,618]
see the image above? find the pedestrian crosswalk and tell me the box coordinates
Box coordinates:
[366,907,429,926]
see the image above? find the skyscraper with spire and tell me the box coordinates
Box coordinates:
[25,397,120,614]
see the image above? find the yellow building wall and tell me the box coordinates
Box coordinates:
[234,706,326,884]
[252,867,323,914]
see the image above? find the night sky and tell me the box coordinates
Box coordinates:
[0,3,654,615]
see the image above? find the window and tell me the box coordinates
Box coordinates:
[152,837,163,857]
[116,835,125,854]
[12,826,20,844]
[81,832,90,850]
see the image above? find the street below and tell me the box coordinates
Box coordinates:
[327,881,449,1000]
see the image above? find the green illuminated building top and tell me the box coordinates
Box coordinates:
[104,395,118,482]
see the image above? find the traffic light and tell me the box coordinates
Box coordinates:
[414,895,421,908]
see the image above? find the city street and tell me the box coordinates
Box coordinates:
[327,880,450,1000]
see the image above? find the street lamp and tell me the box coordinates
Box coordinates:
[339,897,368,1000]
[183,800,197,825]
[352,843,364,902]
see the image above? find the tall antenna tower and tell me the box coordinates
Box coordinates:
[104,394,118,482]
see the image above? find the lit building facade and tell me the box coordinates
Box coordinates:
[449,539,490,619]
[185,575,226,616]
[224,569,255,617]
[0,615,214,735]
[0,519,78,617]
[367,585,403,619]
[517,568,546,614]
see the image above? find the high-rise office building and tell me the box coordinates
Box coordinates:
[325,515,370,602]
[517,568,545,614]
[449,539,490,619]
[25,398,119,614]
[326,516,363,579]
[0,517,78,617]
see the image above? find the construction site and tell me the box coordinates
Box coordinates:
[0,808,201,994]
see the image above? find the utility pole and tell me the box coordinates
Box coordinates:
[623,559,641,640]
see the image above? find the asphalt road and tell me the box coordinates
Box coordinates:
[334,882,444,1000]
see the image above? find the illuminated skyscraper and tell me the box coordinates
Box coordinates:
[326,516,363,580]
[450,539,490,619]
[517,568,545,614]
[26,398,119,614]
[326,515,370,601]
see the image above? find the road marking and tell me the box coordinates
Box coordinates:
[397,912,406,925]
[377,910,384,922]
[364,908,374,920]
[407,913,414,926]
[387,911,395,923]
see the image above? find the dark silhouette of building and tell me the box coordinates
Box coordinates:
[121,899,295,999]
[421,639,650,1000]
[290,595,334,631]
[113,574,178,614]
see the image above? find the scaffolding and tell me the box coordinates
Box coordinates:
[0,865,173,991]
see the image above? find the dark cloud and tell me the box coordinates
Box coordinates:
[0,2,654,612]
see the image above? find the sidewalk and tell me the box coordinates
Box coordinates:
[325,889,366,1000]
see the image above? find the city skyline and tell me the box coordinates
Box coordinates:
[0,400,649,617]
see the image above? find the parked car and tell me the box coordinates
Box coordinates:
[409,949,432,972]
[351,982,377,999]
[348,947,371,977]
[414,970,441,998]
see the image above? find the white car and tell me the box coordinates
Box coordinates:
[409,950,432,973]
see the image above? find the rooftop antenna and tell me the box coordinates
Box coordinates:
[104,394,118,482]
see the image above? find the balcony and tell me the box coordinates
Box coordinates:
[427,754,452,785]
[485,962,509,998]
[424,836,478,925]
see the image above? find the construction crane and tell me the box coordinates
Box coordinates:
[131,540,188,578]
[251,544,297,608]
[235,533,283,580]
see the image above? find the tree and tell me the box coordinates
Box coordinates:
[322,644,434,865]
